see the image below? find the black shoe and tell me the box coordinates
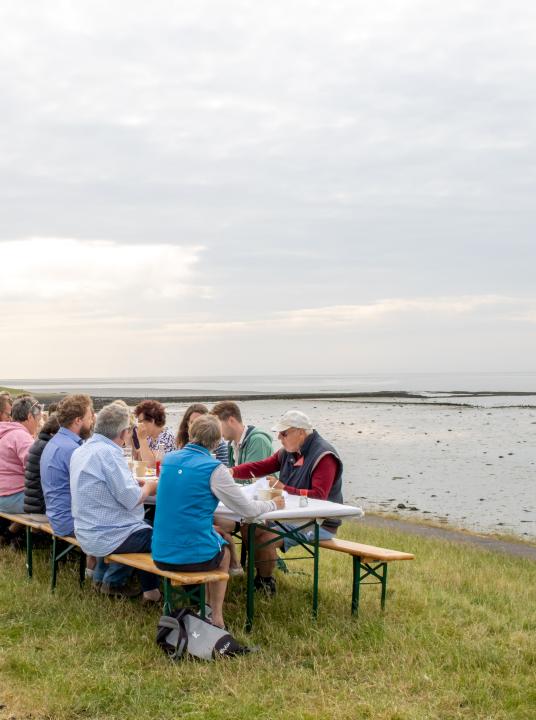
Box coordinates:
[100,582,142,598]
[254,574,277,595]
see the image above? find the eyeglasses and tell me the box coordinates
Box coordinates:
[279,428,296,438]
[30,401,43,415]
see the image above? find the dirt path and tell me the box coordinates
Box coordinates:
[359,515,536,561]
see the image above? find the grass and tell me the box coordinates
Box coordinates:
[0,523,535,720]
[0,386,25,397]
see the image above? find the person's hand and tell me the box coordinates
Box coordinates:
[268,476,284,490]
[137,422,148,441]
[144,479,158,496]
[273,495,285,509]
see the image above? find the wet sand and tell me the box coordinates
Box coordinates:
[161,398,536,540]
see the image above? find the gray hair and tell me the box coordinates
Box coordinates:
[11,396,41,422]
[189,414,222,451]
[95,403,130,440]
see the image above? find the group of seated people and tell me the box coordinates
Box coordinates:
[0,391,343,629]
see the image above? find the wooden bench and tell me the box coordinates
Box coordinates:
[0,511,84,590]
[319,538,415,616]
[105,552,229,615]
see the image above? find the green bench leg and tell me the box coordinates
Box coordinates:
[380,562,388,610]
[50,536,58,591]
[163,579,206,617]
[79,552,87,587]
[351,556,361,616]
[26,527,33,579]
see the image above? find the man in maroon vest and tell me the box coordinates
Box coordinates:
[230,410,343,594]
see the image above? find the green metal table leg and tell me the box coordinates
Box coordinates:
[246,522,256,632]
[50,536,58,591]
[351,556,361,616]
[312,521,320,619]
[79,551,87,587]
[380,563,388,610]
[26,527,33,579]
[163,578,172,615]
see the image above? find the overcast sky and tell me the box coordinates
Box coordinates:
[1,1,535,379]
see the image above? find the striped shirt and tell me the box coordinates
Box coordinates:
[70,433,149,556]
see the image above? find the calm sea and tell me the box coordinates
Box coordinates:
[4,372,536,405]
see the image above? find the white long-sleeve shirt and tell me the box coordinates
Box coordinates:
[209,464,276,520]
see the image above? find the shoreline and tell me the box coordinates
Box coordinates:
[21,389,536,410]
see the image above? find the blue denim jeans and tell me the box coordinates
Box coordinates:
[112,528,159,592]
[0,491,25,514]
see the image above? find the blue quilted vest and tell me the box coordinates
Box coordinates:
[279,430,344,531]
[152,443,223,565]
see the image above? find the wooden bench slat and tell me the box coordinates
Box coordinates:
[320,538,414,562]
[105,552,228,585]
[0,511,44,530]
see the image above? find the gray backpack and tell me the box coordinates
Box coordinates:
[156,608,253,661]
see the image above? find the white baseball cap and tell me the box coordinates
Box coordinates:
[272,410,314,433]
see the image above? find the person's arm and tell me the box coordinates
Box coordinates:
[210,465,279,521]
[105,452,146,510]
[231,451,281,480]
[15,433,34,469]
[135,424,156,466]
[283,454,339,500]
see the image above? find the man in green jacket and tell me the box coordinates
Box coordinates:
[211,401,273,466]
[211,401,274,577]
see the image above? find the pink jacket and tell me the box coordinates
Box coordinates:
[0,422,34,496]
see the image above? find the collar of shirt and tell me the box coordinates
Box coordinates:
[232,425,248,455]
[57,426,83,446]
[88,433,123,455]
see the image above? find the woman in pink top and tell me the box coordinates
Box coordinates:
[0,396,42,513]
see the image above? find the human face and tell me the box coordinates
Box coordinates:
[0,401,12,422]
[278,427,307,454]
[79,406,95,441]
[27,405,43,437]
[138,413,160,439]
[218,416,239,442]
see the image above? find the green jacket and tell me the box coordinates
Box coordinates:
[229,425,273,467]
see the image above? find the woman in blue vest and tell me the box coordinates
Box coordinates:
[152,414,284,629]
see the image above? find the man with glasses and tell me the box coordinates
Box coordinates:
[230,410,344,595]
[0,393,12,422]
[0,396,42,514]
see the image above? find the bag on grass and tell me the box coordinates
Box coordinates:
[156,608,252,661]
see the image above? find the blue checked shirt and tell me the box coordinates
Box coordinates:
[70,433,149,556]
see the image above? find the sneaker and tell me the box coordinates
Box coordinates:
[85,567,95,580]
[229,565,245,577]
[100,582,142,598]
[253,574,276,595]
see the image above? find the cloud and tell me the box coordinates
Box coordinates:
[0,237,207,324]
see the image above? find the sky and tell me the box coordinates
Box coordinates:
[1,1,535,379]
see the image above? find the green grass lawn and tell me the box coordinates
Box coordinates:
[0,522,534,720]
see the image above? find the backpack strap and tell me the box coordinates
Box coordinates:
[157,615,188,660]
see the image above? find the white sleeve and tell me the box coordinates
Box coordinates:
[210,464,276,520]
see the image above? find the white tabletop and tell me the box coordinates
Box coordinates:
[215,493,364,525]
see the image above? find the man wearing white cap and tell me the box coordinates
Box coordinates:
[230,410,343,594]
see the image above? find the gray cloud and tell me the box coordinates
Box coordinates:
[1,1,535,375]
